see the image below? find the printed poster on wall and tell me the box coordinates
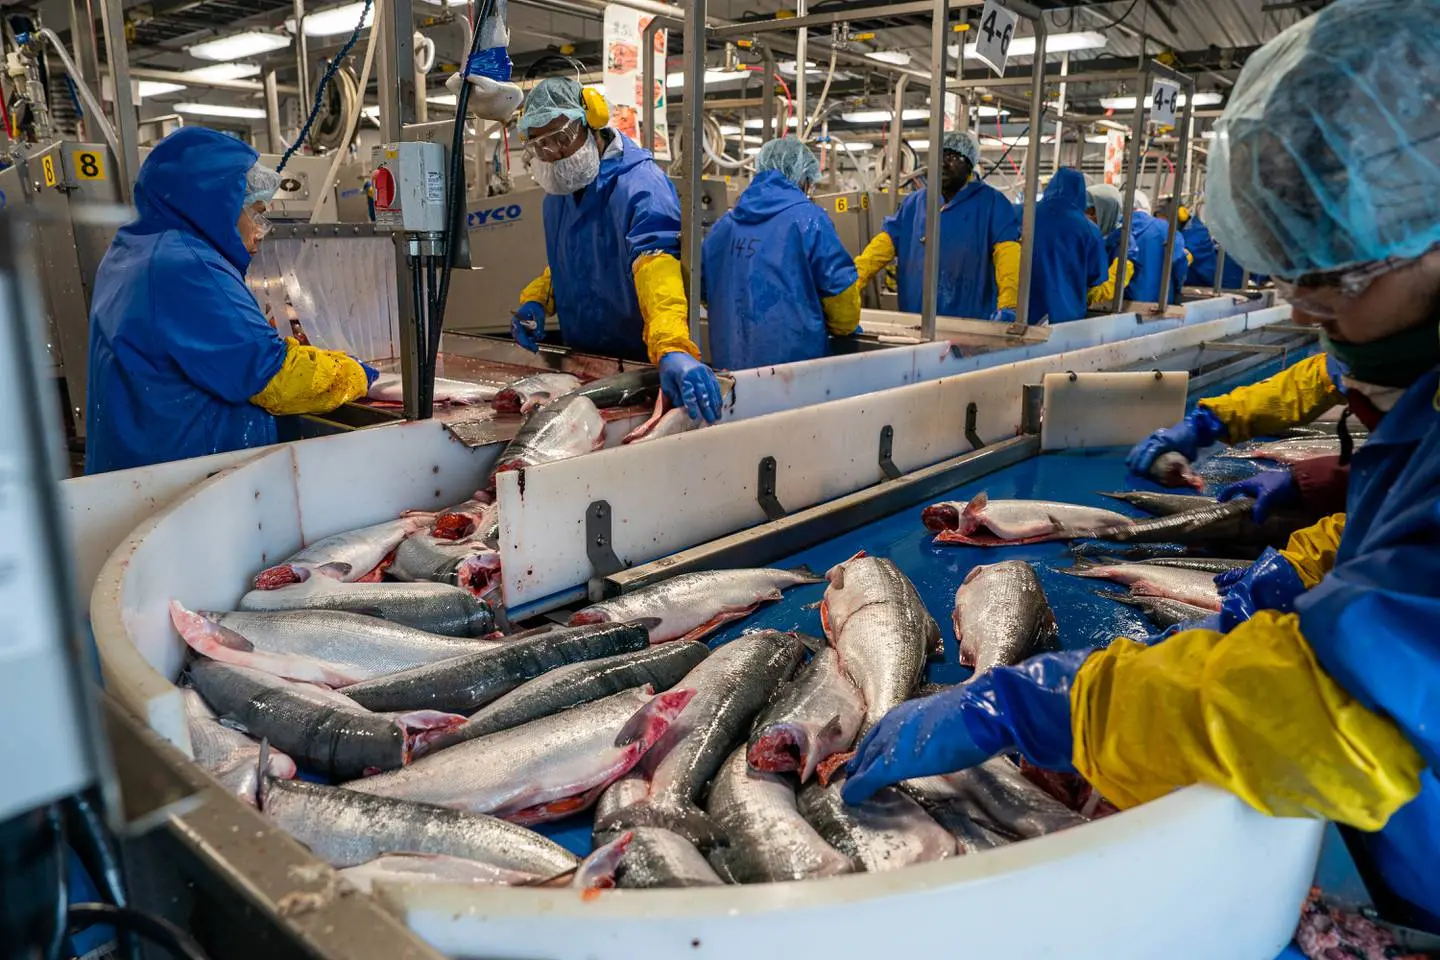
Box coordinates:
[603,4,670,160]
[1104,130,1126,185]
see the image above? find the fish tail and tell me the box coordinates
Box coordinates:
[785,564,825,583]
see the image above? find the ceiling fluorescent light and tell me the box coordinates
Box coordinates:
[839,108,929,124]
[665,69,749,89]
[952,31,1105,60]
[742,116,799,129]
[286,1,373,37]
[1100,91,1223,110]
[187,31,291,61]
[186,63,263,81]
[138,81,185,98]
[174,101,268,119]
[866,49,911,66]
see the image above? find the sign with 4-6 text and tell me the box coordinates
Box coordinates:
[973,1,1019,76]
[1150,79,1181,128]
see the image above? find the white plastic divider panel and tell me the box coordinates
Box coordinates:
[498,307,1290,611]
[1040,372,1189,451]
[89,420,493,745]
[382,787,1322,960]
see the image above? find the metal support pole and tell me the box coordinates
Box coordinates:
[377,0,420,415]
[888,74,910,214]
[682,0,707,355]
[67,0,101,101]
[794,0,807,135]
[952,21,967,133]
[920,0,947,339]
[1212,245,1226,296]
[642,17,662,153]
[1155,79,1193,312]
[1050,51,1068,175]
[98,0,137,202]
[264,71,283,153]
[1011,7,1045,329]
[1111,66,1148,315]
[293,0,312,125]
[760,47,775,142]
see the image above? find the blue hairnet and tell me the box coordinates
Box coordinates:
[941,130,980,167]
[754,137,820,187]
[244,161,282,207]
[517,77,588,135]
[1207,0,1440,277]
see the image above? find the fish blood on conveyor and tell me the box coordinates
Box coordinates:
[922,492,1132,545]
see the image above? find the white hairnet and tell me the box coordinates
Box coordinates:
[941,130,980,168]
[1132,189,1152,215]
[518,77,588,135]
[754,137,820,187]
[244,161,282,207]
[1207,0,1440,276]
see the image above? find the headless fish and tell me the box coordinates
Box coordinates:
[923,492,1131,545]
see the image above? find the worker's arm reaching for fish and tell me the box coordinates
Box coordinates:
[249,337,371,416]
[853,230,895,289]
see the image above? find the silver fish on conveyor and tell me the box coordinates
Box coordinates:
[1083,497,1262,546]
[747,645,864,783]
[820,553,936,731]
[438,641,709,748]
[952,561,1058,679]
[262,778,579,872]
[1148,452,1205,491]
[1130,556,1252,574]
[1100,490,1215,516]
[1100,591,1215,629]
[900,777,1012,854]
[252,516,431,589]
[1229,436,1353,464]
[343,620,651,715]
[706,748,854,884]
[922,492,1131,545]
[183,687,296,805]
[797,773,956,872]
[338,834,632,893]
[188,661,465,780]
[568,568,824,644]
[491,372,583,414]
[238,576,493,637]
[489,393,606,483]
[344,687,694,824]
[369,374,504,406]
[571,367,662,409]
[1065,558,1222,610]
[388,534,503,600]
[611,827,723,889]
[171,603,502,687]
[594,630,804,846]
[911,758,1089,841]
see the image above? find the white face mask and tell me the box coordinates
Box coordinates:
[531,135,600,195]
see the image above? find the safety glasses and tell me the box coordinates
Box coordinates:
[1274,254,1420,318]
[523,118,587,164]
[247,207,273,240]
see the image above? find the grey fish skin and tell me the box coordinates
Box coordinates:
[438,641,709,748]
[911,758,1088,841]
[900,777,1012,854]
[183,688,296,805]
[1098,490,1216,516]
[594,630,804,846]
[1066,558,1222,610]
[1100,591,1214,629]
[489,393,605,483]
[952,561,1057,679]
[238,576,493,637]
[706,749,854,884]
[747,646,864,782]
[262,778,578,873]
[797,774,955,872]
[613,827,723,889]
[1085,497,1259,545]
[1229,436,1348,464]
[569,568,824,644]
[571,368,662,409]
[209,610,502,681]
[1131,556,1252,573]
[821,555,935,730]
[343,620,651,715]
[189,661,417,780]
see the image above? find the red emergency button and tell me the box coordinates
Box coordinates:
[373,165,396,209]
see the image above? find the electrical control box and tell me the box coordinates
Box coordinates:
[371,140,447,234]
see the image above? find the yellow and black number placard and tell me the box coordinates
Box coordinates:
[73,150,106,180]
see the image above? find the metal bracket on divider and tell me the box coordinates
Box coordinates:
[878,425,900,480]
[757,456,786,521]
[965,402,984,449]
[585,500,624,581]
[1020,385,1044,435]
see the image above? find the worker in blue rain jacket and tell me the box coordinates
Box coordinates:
[85,128,375,475]
[1153,198,1251,290]
[1084,183,1138,309]
[1026,167,1108,324]
[1124,189,1190,303]
[511,77,722,423]
[853,130,1021,323]
[701,137,860,368]
[844,0,1440,932]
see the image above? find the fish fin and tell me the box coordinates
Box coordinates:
[507,791,604,826]
[314,562,353,581]
[217,716,251,735]
[707,847,739,885]
[352,606,389,620]
[254,739,271,808]
[785,565,825,584]
[569,831,634,890]
[621,616,663,637]
[932,529,976,545]
[819,599,833,639]
[676,612,748,644]
[815,751,854,787]
[963,491,989,516]
[1096,589,1144,607]
[170,601,254,652]
[1065,558,1101,572]
[794,633,827,655]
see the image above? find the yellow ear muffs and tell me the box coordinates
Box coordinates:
[581,86,610,129]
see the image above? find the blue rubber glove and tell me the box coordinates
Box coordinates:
[512,302,546,352]
[843,649,1090,805]
[991,307,1018,325]
[1125,406,1227,476]
[349,356,380,387]
[1213,547,1308,632]
[1217,469,1298,523]
[659,352,723,424]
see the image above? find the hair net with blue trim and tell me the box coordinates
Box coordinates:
[1206,0,1440,277]
[754,137,820,187]
[517,77,588,135]
[941,130,980,167]
[244,161,282,207]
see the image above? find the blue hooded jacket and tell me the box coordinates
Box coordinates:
[701,170,858,369]
[1181,213,1266,288]
[1028,169,1108,324]
[1125,209,1189,303]
[542,132,682,361]
[85,128,287,474]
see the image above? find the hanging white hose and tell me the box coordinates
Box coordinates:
[413,32,436,74]
[800,47,837,141]
[700,113,753,171]
[310,0,383,223]
[37,28,119,161]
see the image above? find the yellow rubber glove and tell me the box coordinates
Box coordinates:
[1088,258,1135,307]
[1177,205,1190,226]
[1198,353,1346,443]
[822,280,862,336]
[1071,612,1424,830]
[1185,248,1194,265]
[1280,514,1346,587]
[250,338,369,416]
[992,240,1021,311]
[855,231,897,289]
[632,252,700,363]
[518,267,555,314]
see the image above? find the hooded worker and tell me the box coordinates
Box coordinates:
[1159,198,1266,290]
[843,0,1440,932]
[854,129,1021,323]
[1026,167,1108,324]
[84,128,374,475]
[511,77,722,423]
[701,137,860,368]
[1084,183,1139,308]
[1125,188,1190,303]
